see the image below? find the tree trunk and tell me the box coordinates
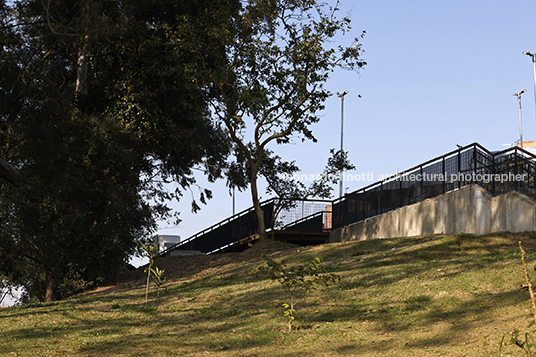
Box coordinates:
[45,270,59,302]
[250,168,267,240]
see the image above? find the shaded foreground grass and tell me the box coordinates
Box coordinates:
[2,233,536,356]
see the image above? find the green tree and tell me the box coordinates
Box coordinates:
[0,0,236,301]
[189,0,366,238]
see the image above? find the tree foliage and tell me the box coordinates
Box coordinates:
[187,0,366,238]
[0,0,235,301]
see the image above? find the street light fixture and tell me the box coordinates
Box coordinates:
[337,90,348,198]
[523,51,536,133]
[513,89,527,149]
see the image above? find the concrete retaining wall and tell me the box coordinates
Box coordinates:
[330,184,536,243]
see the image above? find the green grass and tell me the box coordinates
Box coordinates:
[2,232,536,356]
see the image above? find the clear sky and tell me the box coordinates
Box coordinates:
[145,0,536,263]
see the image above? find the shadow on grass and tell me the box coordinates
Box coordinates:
[2,232,535,356]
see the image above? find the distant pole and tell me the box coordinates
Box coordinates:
[523,51,536,135]
[514,89,527,149]
[338,90,348,198]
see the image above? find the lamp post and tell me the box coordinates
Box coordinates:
[513,89,527,149]
[523,51,536,133]
[337,90,348,198]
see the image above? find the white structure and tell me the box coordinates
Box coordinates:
[155,235,181,254]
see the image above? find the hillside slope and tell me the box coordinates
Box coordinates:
[1,233,536,356]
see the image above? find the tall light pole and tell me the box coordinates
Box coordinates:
[513,89,527,149]
[337,90,348,198]
[523,51,536,133]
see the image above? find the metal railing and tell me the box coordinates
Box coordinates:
[332,142,536,230]
[159,198,333,255]
[280,210,332,233]
[273,199,332,229]
[159,200,275,256]
[160,142,536,256]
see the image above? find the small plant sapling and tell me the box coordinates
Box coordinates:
[141,243,166,304]
[494,242,536,356]
[260,255,340,332]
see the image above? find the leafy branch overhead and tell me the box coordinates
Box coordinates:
[188,0,366,238]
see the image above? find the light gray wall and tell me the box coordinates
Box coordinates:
[330,184,536,243]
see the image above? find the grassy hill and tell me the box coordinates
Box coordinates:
[2,232,536,356]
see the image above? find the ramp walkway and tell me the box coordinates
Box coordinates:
[332,142,536,230]
[161,143,536,256]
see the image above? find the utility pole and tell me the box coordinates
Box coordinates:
[337,90,348,198]
[513,89,527,149]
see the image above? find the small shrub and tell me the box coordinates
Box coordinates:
[260,256,340,332]
[416,251,429,260]
[141,243,166,303]
[494,242,536,356]
[457,233,476,240]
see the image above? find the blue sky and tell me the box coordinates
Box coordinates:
[146,0,536,262]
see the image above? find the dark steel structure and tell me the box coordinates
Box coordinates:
[160,201,274,256]
[332,143,536,230]
[160,142,536,256]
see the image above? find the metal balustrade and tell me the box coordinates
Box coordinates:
[160,142,536,256]
[332,143,536,230]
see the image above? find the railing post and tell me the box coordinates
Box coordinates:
[345,197,349,228]
[420,166,424,200]
[380,182,383,215]
[360,194,364,222]
[515,148,519,191]
[442,157,446,194]
[491,152,496,195]
[457,149,461,189]
[473,147,477,183]
[399,174,402,208]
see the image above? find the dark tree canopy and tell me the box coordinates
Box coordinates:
[0,0,236,301]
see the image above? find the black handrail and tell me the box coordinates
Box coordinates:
[334,142,483,205]
[280,210,329,231]
[158,198,275,256]
[158,142,536,256]
[332,143,536,230]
